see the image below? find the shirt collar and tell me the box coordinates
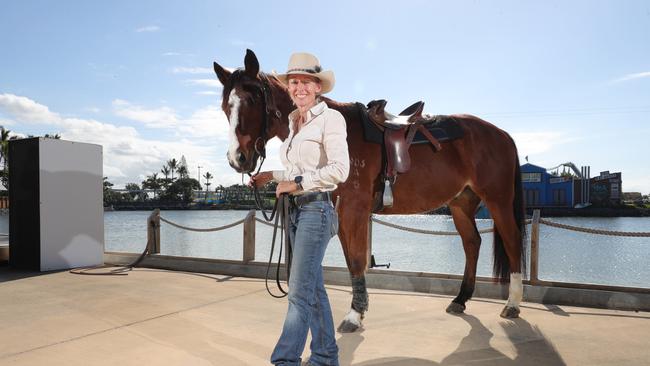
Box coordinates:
[289,100,328,122]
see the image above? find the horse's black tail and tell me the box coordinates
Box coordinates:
[493,153,527,284]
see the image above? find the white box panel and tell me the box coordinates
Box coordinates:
[38,139,104,270]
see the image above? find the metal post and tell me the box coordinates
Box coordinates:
[367,216,373,269]
[147,209,161,254]
[530,209,541,285]
[243,209,256,263]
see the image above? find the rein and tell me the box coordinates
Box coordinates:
[246,76,292,298]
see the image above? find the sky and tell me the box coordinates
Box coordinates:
[1,1,649,193]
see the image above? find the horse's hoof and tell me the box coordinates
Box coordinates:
[446,302,466,314]
[500,306,520,319]
[337,319,361,333]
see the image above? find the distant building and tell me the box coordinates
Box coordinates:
[589,171,622,206]
[521,163,574,207]
[521,163,622,208]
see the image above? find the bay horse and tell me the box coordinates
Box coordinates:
[213,49,526,333]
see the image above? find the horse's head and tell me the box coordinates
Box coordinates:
[367,99,425,125]
[213,49,285,173]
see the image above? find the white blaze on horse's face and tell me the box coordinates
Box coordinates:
[227,89,243,169]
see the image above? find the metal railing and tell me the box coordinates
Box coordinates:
[144,209,650,294]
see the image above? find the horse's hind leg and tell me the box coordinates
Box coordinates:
[446,189,482,314]
[484,199,524,319]
[336,209,371,333]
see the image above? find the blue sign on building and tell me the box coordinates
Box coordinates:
[521,163,574,207]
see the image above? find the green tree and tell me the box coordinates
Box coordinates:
[0,127,11,190]
[124,182,143,201]
[103,177,125,206]
[142,173,161,199]
[177,165,188,179]
[166,158,178,181]
[159,177,200,203]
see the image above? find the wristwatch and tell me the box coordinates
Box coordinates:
[294,175,304,190]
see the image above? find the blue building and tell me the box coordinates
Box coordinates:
[521,163,574,207]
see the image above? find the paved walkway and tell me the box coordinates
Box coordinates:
[1,266,648,365]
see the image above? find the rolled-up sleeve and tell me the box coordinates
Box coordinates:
[301,111,349,191]
[272,170,287,182]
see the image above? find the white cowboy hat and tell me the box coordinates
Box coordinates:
[275,52,335,94]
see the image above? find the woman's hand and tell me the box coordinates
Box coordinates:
[248,171,273,188]
[276,181,299,198]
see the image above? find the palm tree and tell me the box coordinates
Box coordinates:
[203,172,213,201]
[160,166,170,180]
[167,158,178,181]
[142,173,161,199]
[177,165,188,179]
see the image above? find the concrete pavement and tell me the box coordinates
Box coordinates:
[1,266,648,365]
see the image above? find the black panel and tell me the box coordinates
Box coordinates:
[9,138,40,270]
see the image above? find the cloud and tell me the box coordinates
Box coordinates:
[0,93,61,124]
[136,25,160,33]
[511,131,576,155]
[163,52,181,56]
[186,79,222,88]
[85,107,101,113]
[112,99,178,128]
[611,71,650,83]
[172,66,212,74]
[178,105,230,140]
[0,93,238,188]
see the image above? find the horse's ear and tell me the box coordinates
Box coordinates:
[244,49,259,78]
[213,61,232,86]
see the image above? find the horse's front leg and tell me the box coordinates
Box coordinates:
[336,209,370,333]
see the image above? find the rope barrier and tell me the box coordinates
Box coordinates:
[159,216,246,232]
[539,218,650,237]
[154,210,650,239]
[255,217,277,227]
[371,217,496,235]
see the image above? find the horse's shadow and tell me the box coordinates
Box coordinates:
[338,315,566,366]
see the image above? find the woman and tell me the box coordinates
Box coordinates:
[250,52,349,366]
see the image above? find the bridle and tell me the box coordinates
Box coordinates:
[249,75,283,176]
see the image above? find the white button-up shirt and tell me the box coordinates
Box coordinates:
[272,101,350,193]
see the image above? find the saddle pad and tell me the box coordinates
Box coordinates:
[357,102,384,144]
[411,115,464,145]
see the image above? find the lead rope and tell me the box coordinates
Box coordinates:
[263,194,292,298]
[248,159,293,298]
[69,221,154,276]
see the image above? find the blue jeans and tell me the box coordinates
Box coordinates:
[271,200,339,366]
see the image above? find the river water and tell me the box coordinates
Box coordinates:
[96,211,650,289]
[1,211,647,288]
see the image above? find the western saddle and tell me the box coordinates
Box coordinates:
[360,99,461,209]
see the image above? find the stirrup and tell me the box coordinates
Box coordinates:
[382,179,393,207]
